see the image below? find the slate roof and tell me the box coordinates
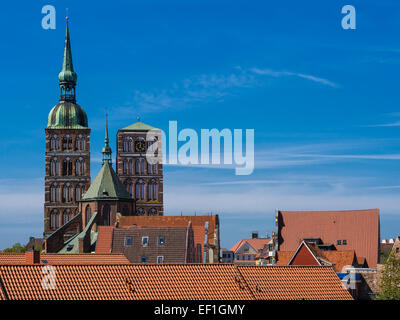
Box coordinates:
[81,161,131,200]
[0,264,352,300]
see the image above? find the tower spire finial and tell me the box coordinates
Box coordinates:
[102,108,112,165]
[58,16,77,102]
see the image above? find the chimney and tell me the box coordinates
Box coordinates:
[251,231,258,239]
[25,250,40,264]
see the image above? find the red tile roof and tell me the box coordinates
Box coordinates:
[96,226,114,253]
[230,238,270,253]
[0,264,352,300]
[118,215,218,246]
[278,209,380,268]
[0,253,129,265]
[237,266,352,300]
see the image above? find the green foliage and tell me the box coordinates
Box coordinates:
[1,242,27,253]
[377,252,400,300]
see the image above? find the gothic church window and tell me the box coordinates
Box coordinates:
[148,179,157,201]
[50,158,59,176]
[85,205,92,224]
[62,135,72,151]
[75,134,85,151]
[62,209,72,224]
[50,209,60,229]
[75,183,84,201]
[50,135,60,151]
[63,158,73,176]
[62,183,73,203]
[136,208,145,216]
[50,183,60,202]
[136,179,145,200]
[149,208,157,216]
[136,158,145,174]
[75,157,85,176]
[124,136,133,152]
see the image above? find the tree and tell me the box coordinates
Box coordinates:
[1,242,27,253]
[378,252,400,300]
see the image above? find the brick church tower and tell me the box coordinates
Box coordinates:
[116,119,164,216]
[44,19,91,237]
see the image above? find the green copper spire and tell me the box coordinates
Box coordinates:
[102,111,112,165]
[58,17,77,102]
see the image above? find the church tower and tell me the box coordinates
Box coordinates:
[116,119,164,216]
[44,18,91,237]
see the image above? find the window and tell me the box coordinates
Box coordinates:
[158,236,165,245]
[75,135,85,151]
[75,184,84,201]
[396,248,399,253]
[62,209,72,224]
[136,158,145,174]
[50,209,59,229]
[124,136,133,152]
[63,158,72,176]
[102,204,110,226]
[337,240,342,245]
[85,205,91,224]
[148,179,157,201]
[75,158,85,176]
[140,257,147,263]
[50,135,60,151]
[62,135,72,151]
[157,256,164,264]
[62,183,73,203]
[342,240,347,245]
[124,180,133,197]
[142,236,149,246]
[149,208,157,216]
[50,183,59,202]
[135,179,145,200]
[50,158,59,176]
[244,246,249,253]
[136,208,145,216]
[125,236,132,246]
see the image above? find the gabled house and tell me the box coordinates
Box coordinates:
[231,233,271,265]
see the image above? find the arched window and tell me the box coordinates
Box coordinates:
[135,179,144,200]
[75,184,84,201]
[62,135,72,151]
[124,179,133,197]
[123,158,133,175]
[149,208,157,216]
[136,158,144,174]
[62,183,73,203]
[75,134,85,151]
[50,209,60,229]
[50,183,60,202]
[50,158,59,176]
[136,208,145,216]
[62,209,72,225]
[148,179,157,201]
[63,157,72,176]
[124,136,133,152]
[50,135,60,151]
[102,204,111,226]
[75,158,85,176]
[148,163,158,175]
[85,205,92,224]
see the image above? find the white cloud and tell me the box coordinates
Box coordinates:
[250,68,337,87]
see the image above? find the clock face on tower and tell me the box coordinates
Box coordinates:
[135,140,146,152]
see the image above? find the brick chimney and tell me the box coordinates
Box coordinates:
[25,250,40,264]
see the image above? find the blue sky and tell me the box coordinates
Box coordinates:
[1,0,400,249]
